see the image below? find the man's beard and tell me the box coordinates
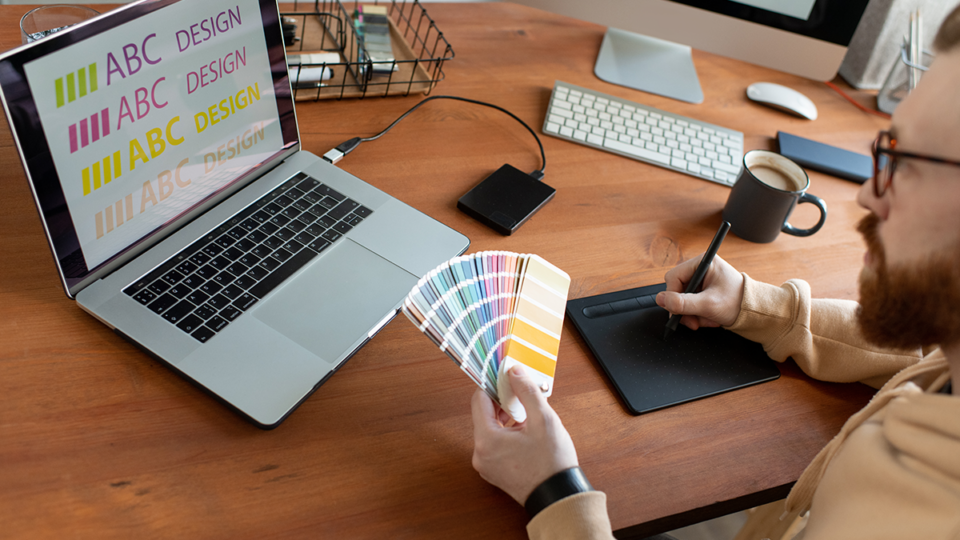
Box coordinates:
[857,213,960,350]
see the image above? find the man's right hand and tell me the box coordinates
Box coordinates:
[656,254,744,330]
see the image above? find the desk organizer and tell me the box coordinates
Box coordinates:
[281,0,454,100]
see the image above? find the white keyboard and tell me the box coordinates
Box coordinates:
[543,81,744,186]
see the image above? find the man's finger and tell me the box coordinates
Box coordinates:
[471,388,501,432]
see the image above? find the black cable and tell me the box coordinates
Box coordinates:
[322,95,546,179]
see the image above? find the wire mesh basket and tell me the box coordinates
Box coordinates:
[281,0,454,100]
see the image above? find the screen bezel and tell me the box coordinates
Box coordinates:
[0,0,299,296]
[669,0,869,46]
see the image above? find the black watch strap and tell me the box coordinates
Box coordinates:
[524,466,593,520]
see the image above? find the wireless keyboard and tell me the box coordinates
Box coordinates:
[543,81,744,186]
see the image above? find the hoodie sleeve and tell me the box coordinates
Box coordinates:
[726,274,923,388]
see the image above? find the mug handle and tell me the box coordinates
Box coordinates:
[782,193,827,237]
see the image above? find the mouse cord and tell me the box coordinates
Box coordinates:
[321,95,547,180]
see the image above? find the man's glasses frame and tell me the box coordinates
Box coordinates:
[872,130,960,197]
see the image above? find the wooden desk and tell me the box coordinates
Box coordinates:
[0,3,886,538]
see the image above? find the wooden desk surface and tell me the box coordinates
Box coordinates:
[0,3,887,538]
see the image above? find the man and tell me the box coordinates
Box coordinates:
[471,5,960,539]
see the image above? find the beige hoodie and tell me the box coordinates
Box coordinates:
[528,275,959,540]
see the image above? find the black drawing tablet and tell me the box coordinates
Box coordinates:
[566,284,780,415]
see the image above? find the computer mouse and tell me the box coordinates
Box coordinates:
[746,82,818,120]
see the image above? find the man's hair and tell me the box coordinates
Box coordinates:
[935,3,960,51]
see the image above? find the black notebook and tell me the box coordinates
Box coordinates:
[566,284,780,415]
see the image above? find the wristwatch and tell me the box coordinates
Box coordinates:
[524,466,593,519]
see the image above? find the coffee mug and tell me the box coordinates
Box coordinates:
[722,150,827,243]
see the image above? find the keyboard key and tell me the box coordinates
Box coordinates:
[191,326,216,343]
[293,198,311,212]
[247,229,268,244]
[307,204,327,217]
[260,222,280,237]
[239,253,261,267]
[281,207,302,220]
[162,300,195,323]
[286,220,306,233]
[206,315,229,332]
[176,314,204,333]
[272,248,293,263]
[305,224,325,236]
[269,214,291,227]
[186,290,210,306]
[220,284,244,300]
[294,231,315,244]
[207,294,231,310]
[263,202,282,215]
[233,275,257,290]
[202,243,223,258]
[226,226,248,240]
[333,222,353,234]
[147,281,170,295]
[208,256,230,271]
[314,184,345,202]
[250,245,272,259]
[603,138,670,165]
[188,252,211,267]
[318,196,338,210]
[214,235,236,248]
[175,260,198,275]
[226,262,249,277]
[194,304,217,320]
[220,305,242,321]
[167,284,189,299]
[319,215,337,228]
[199,280,222,296]
[195,264,218,280]
[234,238,256,252]
[262,236,284,250]
[307,239,330,253]
[233,293,259,311]
[246,266,269,281]
[321,230,342,242]
[133,289,157,305]
[147,293,178,314]
[274,195,294,207]
[161,269,185,286]
[283,240,304,254]
[211,271,237,286]
[275,228,295,242]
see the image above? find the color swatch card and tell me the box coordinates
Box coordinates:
[402,251,571,422]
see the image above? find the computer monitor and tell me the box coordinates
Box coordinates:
[515,0,870,103]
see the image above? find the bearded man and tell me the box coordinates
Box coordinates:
[470,5,960,540]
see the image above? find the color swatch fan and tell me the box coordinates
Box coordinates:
[402,251,571,422]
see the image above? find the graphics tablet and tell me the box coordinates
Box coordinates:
[566,283,780,415]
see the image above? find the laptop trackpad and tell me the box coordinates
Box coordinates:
[253,239,417,362]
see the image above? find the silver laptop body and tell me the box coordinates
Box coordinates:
[0,0,468,428]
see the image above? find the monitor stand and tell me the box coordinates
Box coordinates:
[594,27,704,104]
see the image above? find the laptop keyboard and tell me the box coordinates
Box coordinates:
[122,172,372,343]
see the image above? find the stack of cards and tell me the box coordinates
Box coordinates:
[402,251,571,421]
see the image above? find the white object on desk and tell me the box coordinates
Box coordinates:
[543,81,744,187]
[746,82,818,120]
[287,53,339,84]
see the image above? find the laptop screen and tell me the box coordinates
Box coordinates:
[0,0,298,293]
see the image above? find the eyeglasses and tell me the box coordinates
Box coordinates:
[872,130,960,197]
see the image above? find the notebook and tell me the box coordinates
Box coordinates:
[0,0,469,428]
[566,284,780,415]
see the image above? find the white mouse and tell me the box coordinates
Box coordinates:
[746,82,818,120]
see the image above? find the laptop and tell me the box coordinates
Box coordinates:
[0,0,469,428]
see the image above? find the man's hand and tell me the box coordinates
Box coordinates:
[656,254,745,329]
[471,365,579,505]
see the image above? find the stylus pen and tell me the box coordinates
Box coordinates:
[663,221,731,341]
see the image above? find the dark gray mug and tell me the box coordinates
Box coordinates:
[722,150,827,243]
